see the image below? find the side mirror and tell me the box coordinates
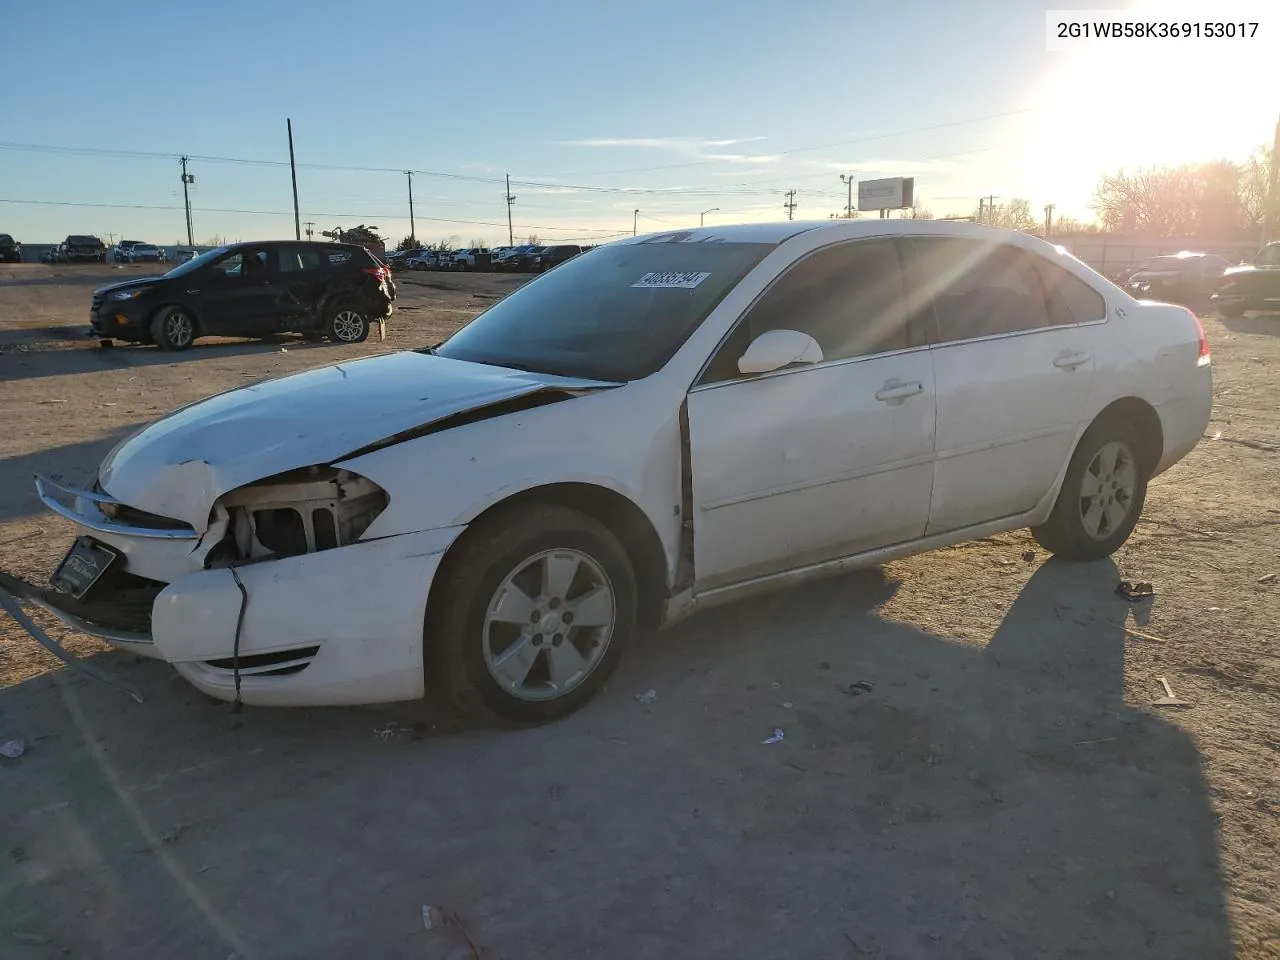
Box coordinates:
[738,329,824,375]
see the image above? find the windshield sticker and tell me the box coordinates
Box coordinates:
[631,271,711,289]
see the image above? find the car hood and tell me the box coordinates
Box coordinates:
[98,351,618,531]
[1128,270,1181,282]
[94,276,167,296]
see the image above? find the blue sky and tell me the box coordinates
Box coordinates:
[1,0,1275,246]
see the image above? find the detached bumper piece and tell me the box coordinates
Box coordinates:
[0,569,145,702]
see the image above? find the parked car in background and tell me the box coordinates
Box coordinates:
[0,233,22,263]
[41,244,62,264]
[89,240,396,350]
[1122,252,1233,306]
[114,240,143,263]
[503,245,545,272]
[405,250,443,270]
[63,235,107,263]
[15,221,1211,720]
[532,244,584,272]
[386,248,421,269]
[1210,241,1280,317]
[175,249,199,263]
[453,247,491,271]
[489,246,515,266]
[126,243,166,264]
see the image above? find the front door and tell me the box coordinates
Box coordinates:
[902,237,1105,534]
[275,245,329,331]
[200,247,280,335]
[687,238,936,590]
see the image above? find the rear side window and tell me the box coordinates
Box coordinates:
[327,251,354,265]
[1032,255,1107,324]
[279,248,324,273]
[907,238,1051,342]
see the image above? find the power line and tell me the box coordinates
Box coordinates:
[0,197,626,234]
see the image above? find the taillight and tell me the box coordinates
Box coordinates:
[363,265,389,283]
[1186,307,1210,365]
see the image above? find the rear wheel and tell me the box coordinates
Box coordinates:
[1218,301,1245,318]
[1031,419,1148,560]
[429,505,637,724]
[324,303,370,343]
[150,306,196,351]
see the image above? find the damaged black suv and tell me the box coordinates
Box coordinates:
[90,240,396,350]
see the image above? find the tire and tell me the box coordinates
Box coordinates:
[1031,418,1149,561]
[428,504,638,724]
[149,305,197,351]
[324,302,370,343]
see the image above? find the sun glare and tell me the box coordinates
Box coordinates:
[1025,0,1278,217]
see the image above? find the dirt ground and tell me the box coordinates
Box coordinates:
[0,261,1277,959]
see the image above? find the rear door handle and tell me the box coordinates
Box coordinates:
[1054,351,1092,370]
[874,380,924,403]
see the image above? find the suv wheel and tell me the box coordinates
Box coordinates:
[325,304,370,343]
[150,306,197,351]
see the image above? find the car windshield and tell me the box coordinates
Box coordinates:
[1254,244,1280,267]
[435,241,773,381]
[162,245,231,278]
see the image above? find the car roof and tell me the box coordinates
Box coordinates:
[610,219,1075,252]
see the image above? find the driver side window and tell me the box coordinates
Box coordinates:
[700,239,912,385]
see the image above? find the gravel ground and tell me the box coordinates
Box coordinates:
[0,262,1276,959]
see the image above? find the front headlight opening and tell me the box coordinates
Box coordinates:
[108,288,147,300]
[213,467,388,564]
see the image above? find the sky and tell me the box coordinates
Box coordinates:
[1,0,1276,247]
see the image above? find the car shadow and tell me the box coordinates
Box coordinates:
[1,337,337,383]
[0,560,1231,958]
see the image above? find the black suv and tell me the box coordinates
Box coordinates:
[90,241,397,350]
[0,234,21,263]
[532,244,583,272]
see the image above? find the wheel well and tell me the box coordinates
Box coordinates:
[430,483,671,631]
[1092,397,1163,473]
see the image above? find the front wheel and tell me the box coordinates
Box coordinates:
[150,306,197,351]
[324,303,370,343]
[429,505,637,724]
[1031,419,1148,560]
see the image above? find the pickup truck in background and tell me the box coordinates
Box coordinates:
[63,235,108,263]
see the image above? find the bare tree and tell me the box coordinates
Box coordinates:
[524,234,540,246]
[428,236,457,253]
[468,237,485,249]
[977,198,1036,231]
[1049,215,1101,235]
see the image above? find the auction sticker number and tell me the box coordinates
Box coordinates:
[632,271,711,289]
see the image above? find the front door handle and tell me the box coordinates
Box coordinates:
[1054,350,1092,370]
[874,380,924,403]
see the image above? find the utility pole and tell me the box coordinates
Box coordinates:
[633,208,640,236]
[1044,203,1056,237]
[700,207,719,227]
[287,119,301,241]
[840,174,854,218]
[303,221,315,241]
[505,174,516,247]
[405,170,416,243]
[179,157,195,247]
[984,194,998,224]
[784,189,798,220]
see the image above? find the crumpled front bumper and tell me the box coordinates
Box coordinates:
[11,475,466,707]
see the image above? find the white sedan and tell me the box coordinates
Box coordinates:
[13,220,1211,721]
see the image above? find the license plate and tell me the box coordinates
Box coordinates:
[51,537,118,599]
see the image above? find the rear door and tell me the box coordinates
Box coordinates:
[199,247,280,335]
[275,245,329,331]
[906,237,1106,534]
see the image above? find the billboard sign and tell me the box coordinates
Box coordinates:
[857,177,915,211]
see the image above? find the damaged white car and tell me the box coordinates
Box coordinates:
[4,221,1212,721]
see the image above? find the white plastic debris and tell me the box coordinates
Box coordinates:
[1213,430,1223,440]
[761,728,785,745]
[280,347,289,354]
[421,904,441,930]
[782,701,794,709]
[0,738,26,759]
[635,688,657,705]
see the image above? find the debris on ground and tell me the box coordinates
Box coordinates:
[1021,550,1036,562]
[1125,627,1168,644]
[372,723,400,740]
[761,728,785,745]
[422,904,483,958]
[782,701,794,709]
[842,681,874,696]
[1152,677,1191,707]
[0,738,26,759]
[1116,580,1155,601]
[1258,572,1277,584]
[634,688,657,705]
[421,904,441,930]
